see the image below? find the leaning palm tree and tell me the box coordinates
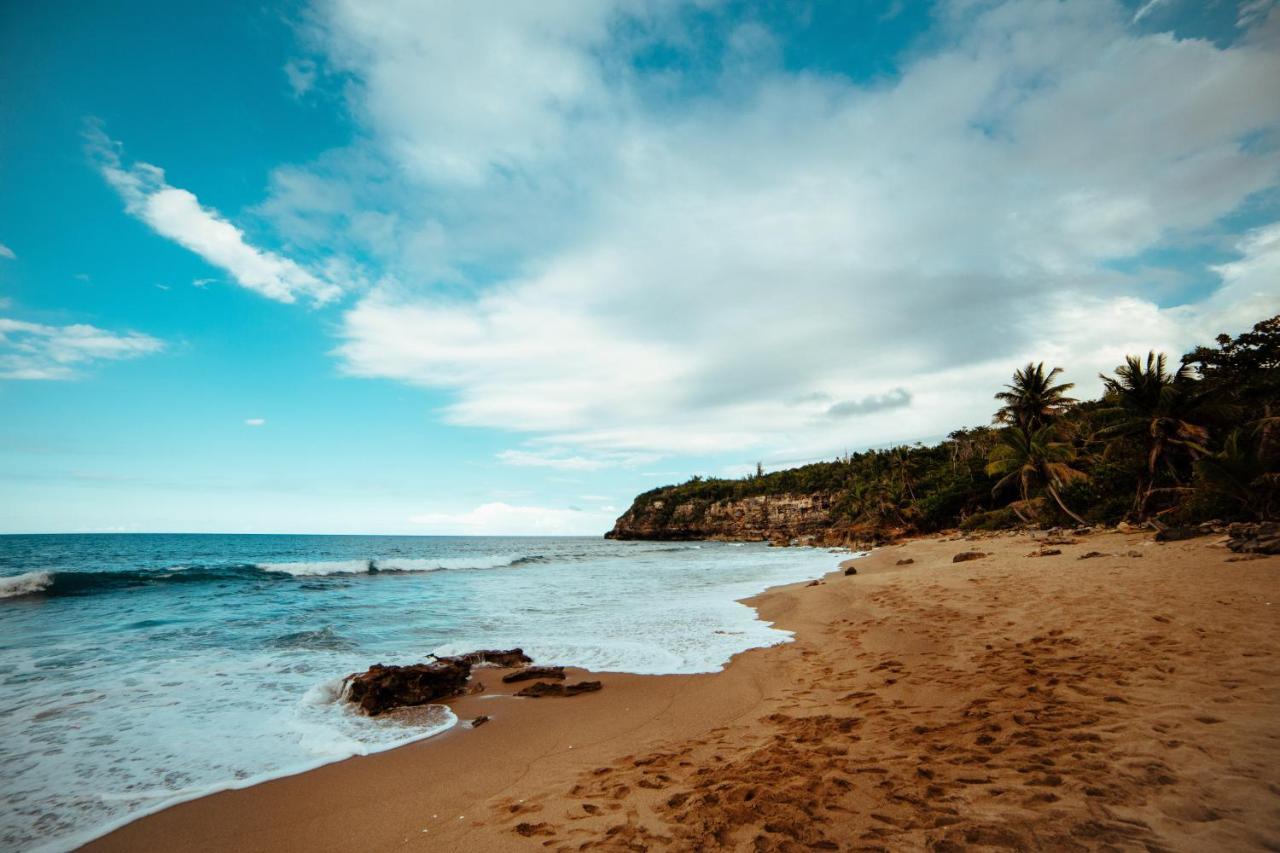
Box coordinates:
[994,363,1077,435]
[1098,352,1211,516]
[986,425,1089,525]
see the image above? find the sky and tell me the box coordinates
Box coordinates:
[0,0,1278,535]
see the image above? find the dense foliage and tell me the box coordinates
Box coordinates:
[626,316,1278,534]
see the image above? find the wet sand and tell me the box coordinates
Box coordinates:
[86,530,1279,851]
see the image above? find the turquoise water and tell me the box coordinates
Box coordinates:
[0,534,846,851]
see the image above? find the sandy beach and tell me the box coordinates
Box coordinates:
[86,530,1279,852]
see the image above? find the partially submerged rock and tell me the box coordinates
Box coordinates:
[447,648,533,668]
[1227,522,1280,555]
[952,551,987,563]
[344,659,472,716]
[516,680,603,698]
[502,666,566,684]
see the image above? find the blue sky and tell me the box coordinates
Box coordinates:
[1,0,1277,534]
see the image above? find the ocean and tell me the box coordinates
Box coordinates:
[0,533,847,851]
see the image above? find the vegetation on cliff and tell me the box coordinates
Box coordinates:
[612,315,1278,539]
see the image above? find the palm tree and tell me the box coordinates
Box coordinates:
[1098,352,1211,516]
[994,363,1077,435]
[986,425,1089,525]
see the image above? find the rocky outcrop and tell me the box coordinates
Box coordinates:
[606,492,886,546]
[502,666,566,683]
[345,647,535,715]
[344,659,472,716]
[1227,522,1280,555]
[516,680,603,698]
[449,648,533,667]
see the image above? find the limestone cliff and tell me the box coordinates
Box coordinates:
[606,491,886,546]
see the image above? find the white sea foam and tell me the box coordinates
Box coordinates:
[258,559,374,576]
[0,570,53,599]
[259,554,526,576]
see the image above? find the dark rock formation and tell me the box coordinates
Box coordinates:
[843,566,858,576]
[952,551,987,563]
[516,680,603,698]
[446,648,533,668]
[344,659,472,716]
[896,558,915,566]
[1079,551,1104,559]
[1029,549,1062,557]
[501,666,566,684]
[1227,522,1280,555]
[470,716,490,728]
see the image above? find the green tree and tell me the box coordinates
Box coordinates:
[1098,352,1210,516]
[986,425,1089,525]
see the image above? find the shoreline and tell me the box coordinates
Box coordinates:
[85,530,1279,851]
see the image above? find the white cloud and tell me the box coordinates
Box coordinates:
[409,501,613,535]
[284,58,317,96]
[244,418,266,427]
[0,317,164,380]
[0,243,14,260]
[497,448,658,471]
[87,125,345,305]
[282,0,1280,464]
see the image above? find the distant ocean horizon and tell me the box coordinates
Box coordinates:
[0,533,848,851]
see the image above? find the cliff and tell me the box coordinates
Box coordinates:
[606,491,893,547]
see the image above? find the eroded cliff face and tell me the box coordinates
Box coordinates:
[606,492,885,546]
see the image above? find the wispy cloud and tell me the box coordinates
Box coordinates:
[827,389,913,419]
[0,243,14,260]
[409,501,612,535]
[0,317,163,380]
[1131,0,1170,23]
[497,448,657,471]
[244,418,266,427]
[283,58,317,97]
[86,123,344,305]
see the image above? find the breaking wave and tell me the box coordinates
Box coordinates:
[0,553,539,599]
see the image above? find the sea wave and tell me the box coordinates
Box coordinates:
[261,553,532,576]
[0,570,55,599]
[0,553,539,599]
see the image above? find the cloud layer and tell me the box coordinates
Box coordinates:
[293,0,1279,468]
[0,318,164,380]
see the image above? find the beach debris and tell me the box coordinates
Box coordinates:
[806,580,822,586]
[469,716,490,728]
[1028,549,1062,557]
[896,558,915,566]
[343,659,472,716]
[1226,522,1280,555]
[844,566,859,575]
[952,551,987,563]
[1078,551,1104,559]
[444,648,533,668]
[516,680,603,698]
[502,666,566,684]
[1041,535,1078,546]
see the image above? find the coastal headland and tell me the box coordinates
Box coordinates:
[87,528,1278,851]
